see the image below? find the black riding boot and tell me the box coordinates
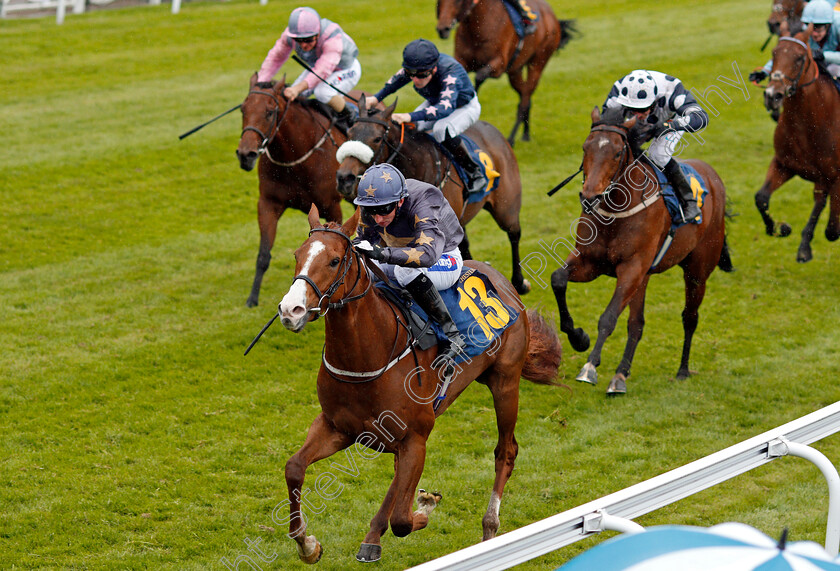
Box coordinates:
[442,135,488,196]
[336,101,358,131]
[663,159,701,222]
[405,274,465,364]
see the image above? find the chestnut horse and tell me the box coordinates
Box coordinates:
[551,107,732,396]
[758,27,840,262]
[335,99,531,295]
[276,205,562,563]
[766,0,805,39]
[436,0,576,145]
[236,73,350,307]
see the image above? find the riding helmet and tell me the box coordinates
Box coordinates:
[615,70,659,109]
[802,0,834,25]
[353,164,408,206]
[402,39,440,72]
[288,6,321,38]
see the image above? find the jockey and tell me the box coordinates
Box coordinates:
[603,70,709,222]
[502,0,538,35]
[750,0,840,82]
[364,39,488,196]
[353,163,467,364]
[257,6,360,129]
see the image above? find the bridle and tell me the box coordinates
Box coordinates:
[438,0,479,28]
[241,89,339,167]
[352,115,407,165]
[292,227,371,318]
[582,124,632,208]
[770,36,819,97]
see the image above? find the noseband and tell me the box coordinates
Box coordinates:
[291,227,370,317]
[770,36,818,97]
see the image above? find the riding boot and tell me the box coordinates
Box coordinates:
[442,135,488,196]
[405,274,465,365]
[663,158,701,222]
[336,101,359,131]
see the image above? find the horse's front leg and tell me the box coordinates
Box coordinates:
[609,275,651,395]
[798,188,828,263]
[755,157,794,238]
[357,436,434,563]
[285,413,354,564]
[247,194,285,307]
[551,254,598,355]
[824,181,840,243]
[580,261,648,389]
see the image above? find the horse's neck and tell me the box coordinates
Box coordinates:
[389,130,444,180]
[612,156,663,212]
[270,103,330,157]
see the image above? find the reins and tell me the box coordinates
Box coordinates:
[771,36,820,97]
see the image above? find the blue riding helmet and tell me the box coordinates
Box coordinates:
[402,39,440,72]
[353,164,408,206]
[802,0,834,25]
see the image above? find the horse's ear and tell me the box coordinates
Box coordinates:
[342,207,361,237]
[623,115,638,130]
[276,74,287,92]
[591,106,601,124]
[384,99,398,119]
[359,95,368,117]
[801,22,813,42]
[308,204,322,229]
[250,72,259,88]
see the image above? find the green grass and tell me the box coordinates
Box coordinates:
[2,0,840,569]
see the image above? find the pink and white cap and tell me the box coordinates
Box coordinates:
[288,6,321,38]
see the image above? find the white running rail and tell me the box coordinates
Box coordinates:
[408,400,840,571]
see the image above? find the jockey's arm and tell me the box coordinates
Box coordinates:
[672,105,709,133]
[303,35,343,90]
[374,70,411,104]
[257,32,293,83]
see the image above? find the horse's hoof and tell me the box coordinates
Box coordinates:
[576,362,597,385]
[675,369,693,381]
[569,328,590,352]
[515,279,531,295]
[606,374,627,396]
[416,489,443,516]
[778,223,792,238]
[356,543,382,563]
[246,297,258,308]
[297,535,323,564]
[797,248,813,263]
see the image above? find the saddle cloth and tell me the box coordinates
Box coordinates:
[502,0,540,38]
[374,266,520,364]
[651,161,710,227]
[435,134,501,203]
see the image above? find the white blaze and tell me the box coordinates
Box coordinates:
[280,241,325,318]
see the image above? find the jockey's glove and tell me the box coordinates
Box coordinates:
[813,48,825,62]
[355,240,386,261]
[749,69,769,83]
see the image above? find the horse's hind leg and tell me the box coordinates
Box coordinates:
[798,188,827,263]
[285,413,354,563]
[247,197,285,307]
[609,277,650,396]
[506,68,528,145]
[826,184,840,242]
[755,157,795,238]
[676,266,710,380]
[480,364,522,540]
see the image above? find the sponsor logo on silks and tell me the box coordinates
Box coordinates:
[428,254,459,272]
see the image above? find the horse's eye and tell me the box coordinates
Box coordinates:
[373,136,383,144]
[614,151,622,159]
[329,257,340,268]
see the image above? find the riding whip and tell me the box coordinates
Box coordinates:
[547,165,583,197]
[244,312,279,355]
[178,103,242,140]
[291,54,360,103]
[761,34,773,52]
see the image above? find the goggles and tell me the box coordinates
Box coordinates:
[362,202,399,217]
[295,35,318,45]
[406,69,433,79]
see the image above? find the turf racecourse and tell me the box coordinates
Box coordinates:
[2,0,840,568]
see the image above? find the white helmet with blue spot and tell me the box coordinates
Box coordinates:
[615,70,659,109]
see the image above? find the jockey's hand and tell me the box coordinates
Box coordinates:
[749,69,769,83]
[283,84,307,100]
[813,48,825,62]
[365,95,379,109]
[355,240,385,261]
[392,113,412,124]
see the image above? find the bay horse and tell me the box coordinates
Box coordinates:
[435,0,576,145]
[758,26,840,262]
[551,107,732,396]
[276,205,562,563]
[334,99,531,295]
[236,72,350,307]
[766,0,805,40]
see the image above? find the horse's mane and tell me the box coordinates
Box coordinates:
[323,221,342,230]
[593,106,626,127]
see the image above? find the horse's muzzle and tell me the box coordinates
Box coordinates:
[336,170,360,199]
[236,150,258,172]
[763,86,785,112]
[436,25,452,40]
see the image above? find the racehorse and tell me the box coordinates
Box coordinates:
[758,26,840,262]
[236,73,350,307]
[276,205,562,563]
[335,99,531,295]
[766,0,805,39]
[551,107,732,396]
[435,0,576,145]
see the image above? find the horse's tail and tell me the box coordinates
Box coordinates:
[521,309,565,386]
[718,235,735,273]
[557,19,579,51]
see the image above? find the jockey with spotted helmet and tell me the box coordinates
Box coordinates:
[603,70,709,223]
[751,0,840,83]
[364,39,488,197]
[353,163,467,365]
[257,6,361,129]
